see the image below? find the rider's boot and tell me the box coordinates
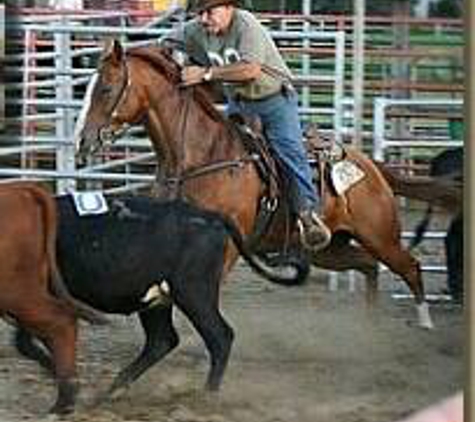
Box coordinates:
[297,208,332,252]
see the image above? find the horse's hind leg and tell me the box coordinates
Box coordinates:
[345,182,433,328]
[311,234,379,307]
[173,275,234,391]
[105,304,179,398]
[357,235,433,329]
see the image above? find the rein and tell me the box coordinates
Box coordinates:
[174,88,192,197]
[162,67,260,197]
[163,154,259,190]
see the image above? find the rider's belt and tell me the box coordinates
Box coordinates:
[233,83,295,103]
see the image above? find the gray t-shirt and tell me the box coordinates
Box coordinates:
[169,9,293,100]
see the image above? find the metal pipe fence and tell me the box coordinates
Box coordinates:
[3,9,346,195]
[371,96,463,279]
[373,97,464,162]
[2,8,464,292]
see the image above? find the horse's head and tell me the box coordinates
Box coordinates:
[75,39,144,163]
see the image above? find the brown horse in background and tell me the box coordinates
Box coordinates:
[76,39,433,329]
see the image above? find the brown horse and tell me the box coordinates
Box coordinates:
[76,39,433,329]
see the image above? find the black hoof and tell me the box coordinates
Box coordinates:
[49,402,74,415]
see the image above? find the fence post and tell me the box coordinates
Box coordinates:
[333,31,345,144]
[55,15,76,193]
[301,0,311,109]
[352,0,365,149]
[373,97,386,161]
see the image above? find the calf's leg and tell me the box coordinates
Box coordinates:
[105,304,179,398]
[41,312,78,414]
[15,299,78,414]
[172,274,234,391]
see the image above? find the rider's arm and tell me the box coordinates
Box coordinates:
[181,61,261,86]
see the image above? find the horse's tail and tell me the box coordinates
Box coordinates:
[409,205,433,250]
[374,161,462,211]
[373,161,428,199]
[30,185,108,325]
[220,216,306,286]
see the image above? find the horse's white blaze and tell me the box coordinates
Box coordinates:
[73,73,99,153]
[416,301,434,329]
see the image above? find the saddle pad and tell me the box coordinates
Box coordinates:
[331,160,365,195]
[70,191,109,216]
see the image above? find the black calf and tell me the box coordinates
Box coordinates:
[14,196,299,405]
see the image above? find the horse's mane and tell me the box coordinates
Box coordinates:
[127,46,227,125]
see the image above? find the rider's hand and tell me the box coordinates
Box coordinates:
[181,66,207,87]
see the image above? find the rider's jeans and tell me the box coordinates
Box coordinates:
[227,90,320,212]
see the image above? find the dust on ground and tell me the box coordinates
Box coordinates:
[0,260,463,422]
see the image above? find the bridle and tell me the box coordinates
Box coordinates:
[96,57,133,148]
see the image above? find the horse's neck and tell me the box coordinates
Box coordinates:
[145,84,243,174]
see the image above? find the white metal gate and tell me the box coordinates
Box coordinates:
[2,9,346,194]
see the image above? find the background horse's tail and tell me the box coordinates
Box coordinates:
[409,205,433,250]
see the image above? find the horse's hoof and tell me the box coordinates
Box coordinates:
[109,386,128,400]
[205,379,222,392]
[91,385,127,408]
[405,319,434,331]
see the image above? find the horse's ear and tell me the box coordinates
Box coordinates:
[101,38,124,65]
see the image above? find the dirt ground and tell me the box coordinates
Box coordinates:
[0,258,463,422]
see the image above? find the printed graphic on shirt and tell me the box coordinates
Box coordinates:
[207,48,241,67]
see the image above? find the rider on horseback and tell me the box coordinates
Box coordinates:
[168,0,332,251]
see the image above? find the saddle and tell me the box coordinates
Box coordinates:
[228,116,355,248]
[229,116,350,205]
[228,113,283,206]
[228,113,294,246]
